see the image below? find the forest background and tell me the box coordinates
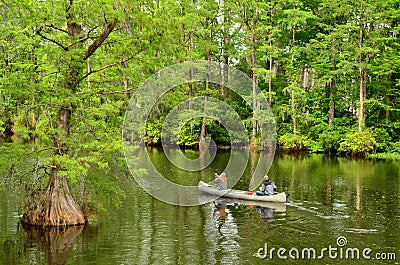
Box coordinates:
[0,0,400,222]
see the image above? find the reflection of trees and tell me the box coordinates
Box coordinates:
[355,175,362,211]
[326,175,333,205]
[207,202,240,264]
[248,151,275,191]
[22,223,84,265]
[337,158,368,211]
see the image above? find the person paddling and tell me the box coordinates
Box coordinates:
[214,172,228,190]
[256,175,277,196]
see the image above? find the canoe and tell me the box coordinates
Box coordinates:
[198,194,287,212]
[198,181,287,203]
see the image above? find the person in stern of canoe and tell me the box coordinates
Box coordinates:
[214,172,228,190]
[256,175,277,196]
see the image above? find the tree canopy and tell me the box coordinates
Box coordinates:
[1,0,400,224]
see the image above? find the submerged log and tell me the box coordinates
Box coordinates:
[21,167,87,227]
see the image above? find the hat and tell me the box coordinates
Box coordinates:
[263,175,269,180]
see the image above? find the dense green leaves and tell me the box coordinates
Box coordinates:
[278,133,310,152]
[1,0,400,216]
[339,130,378,157]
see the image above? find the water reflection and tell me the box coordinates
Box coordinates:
[256,206,275,222]
[213,201,227,235]
[22,223,84,265]
[205,200,240,264]
[211,197,286,226]
[1,153,400,265]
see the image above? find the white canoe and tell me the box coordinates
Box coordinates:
[198,181,287,203]
[198,194,287,212]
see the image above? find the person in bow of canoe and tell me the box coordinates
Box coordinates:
[214,172,228,190]
[256,175,277,196]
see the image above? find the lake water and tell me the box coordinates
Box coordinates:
[0,149,399,264]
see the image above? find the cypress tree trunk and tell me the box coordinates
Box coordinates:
[222,3,229,101]
[328,83,335,126]
[291,26,297,135]
[358,7,366,131]
[199,48,211,146]
[21,167,86,226]
[22,106,86,226]
[251,32,257,139]
[328,41,337,126]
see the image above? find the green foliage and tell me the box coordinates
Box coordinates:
[54,155,90,184]
[373,127,391,153]
[278,133,310,152]
[177,120,202,147]
[308,140,324,153]
[318,126,350,154]
[389,142,400,153]
[207,121,231,145]
[368,152,400,160]
[307,121,327,141]
[0,144,49,203]
[1,0,400,221]
[145,118,164,145]
[71,165,127,218]
[382,122,400,143]
[339,130,378,157]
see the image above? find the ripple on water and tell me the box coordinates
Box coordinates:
[344,228,379,234]
[288,201,350,220]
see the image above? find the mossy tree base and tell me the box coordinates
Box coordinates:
[21,168,87,227]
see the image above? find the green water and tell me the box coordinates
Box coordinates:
[0,150,399,264]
